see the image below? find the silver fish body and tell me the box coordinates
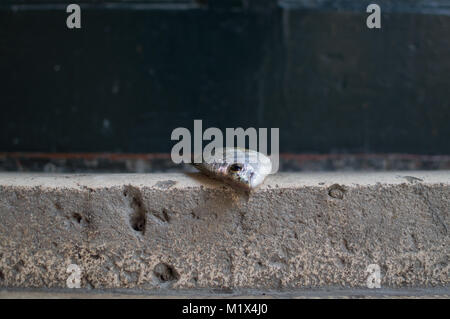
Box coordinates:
[193,147,272,190]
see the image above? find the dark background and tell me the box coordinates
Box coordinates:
[1,0,449,156]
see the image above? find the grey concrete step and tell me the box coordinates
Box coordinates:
[0,172,448,292]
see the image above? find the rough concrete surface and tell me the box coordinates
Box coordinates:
[0,172,448,293]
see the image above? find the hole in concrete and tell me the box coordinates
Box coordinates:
[0,270,4,280]
[131,213,146,232]
[124,186,147,234]
[153,263,179,282]
[72,213,83,223]
[328,184,346,199]
[191,211,200,220]
[162,209,171,222]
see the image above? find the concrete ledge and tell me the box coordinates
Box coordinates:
[0,172,448,291]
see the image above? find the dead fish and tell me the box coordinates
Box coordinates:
[192,147,272,190]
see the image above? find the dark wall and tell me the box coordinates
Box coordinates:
[1,1,449,154]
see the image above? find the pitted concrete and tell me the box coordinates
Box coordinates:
[0,172,448,291]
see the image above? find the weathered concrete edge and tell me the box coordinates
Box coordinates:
[0,171,448,189]
[0,171,448,290]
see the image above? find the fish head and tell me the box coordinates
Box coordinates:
[225,161,266,189]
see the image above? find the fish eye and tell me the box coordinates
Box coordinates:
[229,163,243,172]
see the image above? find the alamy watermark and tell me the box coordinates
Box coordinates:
[66,264,82,288]
[366,4,381,29]
[170,120,280,174]
[366,264,382,289]
[66,4,81,29]
[65,3,381,29]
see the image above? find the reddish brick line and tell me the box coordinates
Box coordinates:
[0,152,448,161]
